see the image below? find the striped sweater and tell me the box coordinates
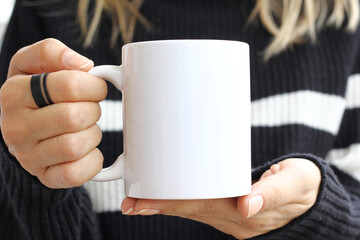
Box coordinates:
[0,0,360,239]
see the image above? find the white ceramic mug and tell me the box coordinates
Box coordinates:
[89,39,251,199]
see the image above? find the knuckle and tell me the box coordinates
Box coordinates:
[94,124,103,140]
[38,169,61,189]
[0,77,24,109]
[94,103,102,120]
[97,80,108,100]
[37,174,53,189]
[15,149,30,165]
[1,121,28,146]
[38,38,61,61]
[9,47,29,74]
[9,48,23,65]
[58,134,83,161]
[88,127,102,149]
[58,104,84,132]
[0,82,13,109]
[95,149,104,169]
[59,72,82,101]
[61,164,84,187]
[15,149,39,176]
[91,148,104,173]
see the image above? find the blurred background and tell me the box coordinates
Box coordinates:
[0,0,15,48]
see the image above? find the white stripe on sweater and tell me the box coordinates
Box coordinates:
[345,74,360,109]
[251,90,346,135]
[98,100,123,131]
[326,143,360,182]
[83,179,125,213]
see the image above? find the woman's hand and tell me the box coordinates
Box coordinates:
[0,38,107,188]
[121,158,321,239]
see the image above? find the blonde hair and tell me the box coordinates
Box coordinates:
[78,0,359,59]
[77,0,152,47]
[250,0,359,60]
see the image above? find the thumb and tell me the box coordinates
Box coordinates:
[238,162,302,218]
[8,38,93,77]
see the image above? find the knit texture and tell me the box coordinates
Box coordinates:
[1,0,360,239]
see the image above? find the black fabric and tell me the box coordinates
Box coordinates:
[0,0,360,239]
[251,125,335,162]
[333,109,360,148]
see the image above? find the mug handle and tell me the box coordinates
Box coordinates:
[88,65,126,182]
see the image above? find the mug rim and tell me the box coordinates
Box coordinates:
[123,39,249,48]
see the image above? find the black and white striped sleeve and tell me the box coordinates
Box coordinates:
[250,51,360,240]
[326,72,360,183]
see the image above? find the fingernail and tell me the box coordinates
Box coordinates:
[135,209,160,215]
[247,195,264,218]
[123,207,134,215]
[62,50,93,69]
[270,164,281,174]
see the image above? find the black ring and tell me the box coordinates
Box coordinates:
[31,74,48,108]
[42,73,54,104]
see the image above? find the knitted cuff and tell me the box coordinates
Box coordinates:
[250,153,360,240]
[0,134,98,239]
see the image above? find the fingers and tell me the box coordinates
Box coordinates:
[121,197,240,222]
[10,123,102,187]
[121,197,138,214]
[31,124,102,172]
[1,99,104,189]
[237,164,290,218]
[3,70,107,109]
[8,38,94,77]
[1,101,101,148]
[259,163,280,180]
[0,39,106,189]
[119,160,320,239]
[39,148,104,189]
[237,159,321,218]
[30,102,101,140]
[135,198,237,218]
[121,197,263,239]
[43,70,108,104]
